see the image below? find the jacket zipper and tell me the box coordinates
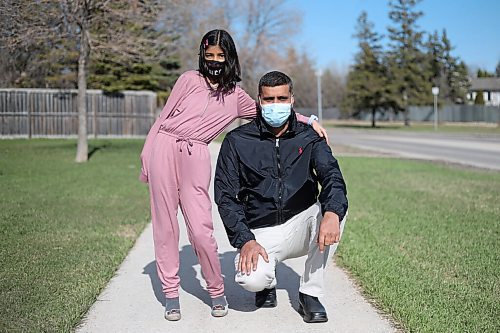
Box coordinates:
[276,138,283,224]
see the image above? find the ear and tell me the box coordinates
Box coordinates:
[258,95,262,105]
[291,94,295,106]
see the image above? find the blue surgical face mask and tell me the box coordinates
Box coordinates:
[261,103,292,128]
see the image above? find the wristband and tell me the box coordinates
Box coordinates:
[308,115,319,125]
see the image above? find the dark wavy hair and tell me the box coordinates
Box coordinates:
[198,29,241,95]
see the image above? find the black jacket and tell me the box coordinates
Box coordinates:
[214,112,348,249]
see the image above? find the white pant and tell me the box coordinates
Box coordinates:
[235,203,347,298]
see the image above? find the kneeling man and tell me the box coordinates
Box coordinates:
[214,71,348,323]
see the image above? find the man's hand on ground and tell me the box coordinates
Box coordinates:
[238,240,269,275]
[317,212,340,253]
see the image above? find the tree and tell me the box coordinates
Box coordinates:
[344,11,388,127]
[1,0,174,162]
[321,68,345,109]
[88,19,181,95]
[0,48,17,87]
[232,0,301,95]
[425,29,470,104]
[496,61,500,77]
[441,30,470,103]
[282,48,317,108]
[451,60,470,103]
[474,91,485,105]
[425,31,446,100]
[155,0,301,99]
[163,0,232,72]
[477,69,494,78]
[0,1,69,88]
[386,0,431,126]
[426,31,441,78]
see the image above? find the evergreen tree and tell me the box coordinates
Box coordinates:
[447,60,470,104]
[424,30,446,103]
[425,31,443,85]
[474,91,485,105]
[477,69,494,78]
[44,48,79,89]
[441,30,470,103]
[386,0,431,126]
[344,11,388,127]
[496,61,500,77]
[87,6,181,97]
[88,53,180,99]
[425,29,470,104]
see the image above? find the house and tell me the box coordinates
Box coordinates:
[467,78,500,106]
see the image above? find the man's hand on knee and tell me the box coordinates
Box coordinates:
[238,240,269,275]
[317,212,341,253]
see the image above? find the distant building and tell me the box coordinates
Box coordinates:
[467,78,500,106]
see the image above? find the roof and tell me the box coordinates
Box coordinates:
[470,78,500,91]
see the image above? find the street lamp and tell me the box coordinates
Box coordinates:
[316,69,323,124]
[432,86,439,130]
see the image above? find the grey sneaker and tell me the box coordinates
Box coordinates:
[165,308,181,321]
[211,304,228,317]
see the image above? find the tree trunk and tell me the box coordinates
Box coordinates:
[404,110,410,127]
[405,109,410,126]
[75,27,89,163]
[371,108,376,128]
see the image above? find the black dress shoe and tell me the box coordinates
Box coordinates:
[298,292,328,323]
[255,287,277,308]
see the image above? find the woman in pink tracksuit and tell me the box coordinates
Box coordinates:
[139,29,327,321]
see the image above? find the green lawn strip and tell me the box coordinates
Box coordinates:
[336,157,500,333]
[0,139,150,332]
[328,122,500,134]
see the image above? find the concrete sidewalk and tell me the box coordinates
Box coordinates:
[76,143,397,333]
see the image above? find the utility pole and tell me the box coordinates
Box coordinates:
[432,86,439,131]
[316,69,323,124]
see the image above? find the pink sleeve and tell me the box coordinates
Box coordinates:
[139,72,189,183]
[295,112,310,124]
[236,86,258,120]
[236,86,311,124]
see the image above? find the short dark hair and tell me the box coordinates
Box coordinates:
[198,29,241,95]
[258,71,293,95]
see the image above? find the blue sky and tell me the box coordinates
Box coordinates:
[288,0,500,73]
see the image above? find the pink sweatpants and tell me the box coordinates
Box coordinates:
[148,130,224,299]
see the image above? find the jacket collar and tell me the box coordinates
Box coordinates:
[256,108,298,139]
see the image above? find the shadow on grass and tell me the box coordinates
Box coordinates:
[142,245,301,312]
[88,144,109,159]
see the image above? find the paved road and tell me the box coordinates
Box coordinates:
[76,142,397,333]
[330,128,500,170]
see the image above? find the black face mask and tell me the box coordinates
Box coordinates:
[205,60,225,78]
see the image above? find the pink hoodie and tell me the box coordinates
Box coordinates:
[139,70,309,183]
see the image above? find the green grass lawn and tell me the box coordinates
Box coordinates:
[0,139,150,332]
[328,121,500,134]
[337,157,500,333]
[0,139,498,332]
